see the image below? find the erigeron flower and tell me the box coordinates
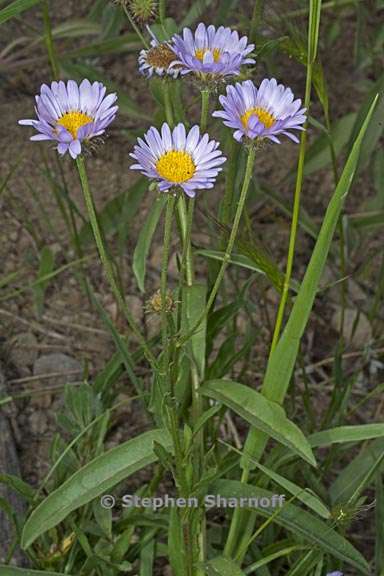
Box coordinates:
[213,78,306,143]
[138,26,181,79]
[19,79,118,159]
[130,123,226,198]
[127,0,157,23]
[146,289,174,314]
[139,38,180,79]
[170,22,255,78]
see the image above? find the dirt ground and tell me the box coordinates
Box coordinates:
[0,0,383,572]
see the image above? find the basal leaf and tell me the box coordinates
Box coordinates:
[21,429,172,548]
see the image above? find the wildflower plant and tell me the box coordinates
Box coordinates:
[170,22,255,78]
[130,123,226,196]
[2,1,383,576]
[19,80,118,158]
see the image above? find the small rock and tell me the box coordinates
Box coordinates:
[126,295,143,324]
[331,307,372,349]
[105,300,119,323]
[33,352,82,387]
[9,332,38,376]
[29,411,48,435]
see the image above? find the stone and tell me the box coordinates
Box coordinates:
[331,307,372,349]
[10,332,38,376]
[33,353,83,386]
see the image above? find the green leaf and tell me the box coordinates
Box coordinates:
[202,380,316,467]
[0,473,35,502]
[205,556,246,575]
[91,293,144,400]
[63,33,140,59]
[140,538,155,576]
[309,423,384,447]
[330,438,384,504]
[197,248,264,274]
[210,480,370,575]
[375,471,384,575]
[348,210,384,230]
[243,458,330,519]
[181,283,207,378]
[79,178,147,246]
[21,429,172,549]
[133,195,167,293]
[180,0,215,28]
[348,73,384,173]
[304,113,356,176]
[168,508,186,576]
[33,246,55,316]
[0,569,69,576]
[261,94,378,405]
[0,0,40,25]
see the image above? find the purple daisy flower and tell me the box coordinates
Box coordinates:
[213,78,306,143]
[19,79,118,159]
[130,123,226,198]
[326,573,343,576]
[138,27,180,79]
[170,22,255,78]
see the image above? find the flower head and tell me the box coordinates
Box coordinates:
[19,79,118,159]
[146,289,174,314]
[326,573,343,576]
[170,22,255,78]
[213,78,306,143]
[139,40,180,79]
[138,26,181,79]
[128,0,157,23]
[130,123,226,198]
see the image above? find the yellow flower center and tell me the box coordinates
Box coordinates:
[195,47,221,62]
[241,107,276,130]
[156,151,196,183]
[147,44,177,69]
[57,111,93,139]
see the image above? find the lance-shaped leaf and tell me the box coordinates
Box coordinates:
[211,480,370,575]
[202,380,316,467]
[21,429,172,549]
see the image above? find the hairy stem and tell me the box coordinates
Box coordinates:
[177,145,256,347]
[75,156,156,368]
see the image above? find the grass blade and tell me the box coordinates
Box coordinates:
[133,195,167,293]
[0,0,40,25]
[262,94,379,404]
[212,480,370,574]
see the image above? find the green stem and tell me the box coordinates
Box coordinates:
[75,156,157,368]
[200,89,210,133]
[177,145,257,348]
[325,110,346,340]
[163,81,174,127]
[159,0,166,25]
[220,135,240,248]
[269,54,313,354]
[42,0,59,80]
[250,0,264,42]
[225,1,322,562]
[160,194,176,378]
[122,5,149,48]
